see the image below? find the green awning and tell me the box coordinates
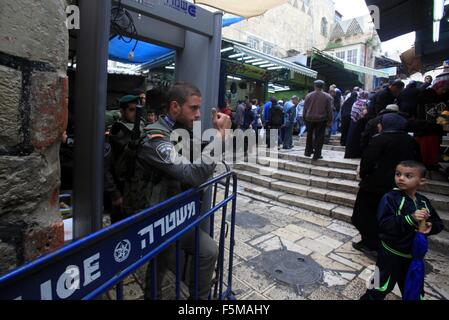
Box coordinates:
[343,61,390,78]
[313,48,389,78]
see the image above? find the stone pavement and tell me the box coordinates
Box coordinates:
[107,190,449,300]
[211,191,449,300]
[103,135,449,300]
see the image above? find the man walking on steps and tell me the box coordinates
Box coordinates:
[303,80,333,161]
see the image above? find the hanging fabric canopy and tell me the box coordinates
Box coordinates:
[108,17,245,64]
[194,0,288,18]
[109,37,172,64]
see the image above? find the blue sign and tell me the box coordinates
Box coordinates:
[0,194,201,300]
[163,0,197,17]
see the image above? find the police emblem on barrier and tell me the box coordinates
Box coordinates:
[114,240,131,263]
[156,142,176,164]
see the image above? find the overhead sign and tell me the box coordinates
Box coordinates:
[0,194,201,300]
[163,0,197,17]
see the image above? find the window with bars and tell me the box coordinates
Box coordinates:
[347,49,358,64]
[247,36,260,50]
[336,51,345,60]
[321,18,328,37]
[262,43,274,55]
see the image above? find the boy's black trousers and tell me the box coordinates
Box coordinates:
[360,246,424,300]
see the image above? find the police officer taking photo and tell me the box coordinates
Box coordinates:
[123,82,232,300]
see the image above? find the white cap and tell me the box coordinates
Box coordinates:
[386,104,399,112]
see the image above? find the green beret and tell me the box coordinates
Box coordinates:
[119,95,140,106]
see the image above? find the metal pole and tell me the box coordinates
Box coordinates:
[73,0,111,239]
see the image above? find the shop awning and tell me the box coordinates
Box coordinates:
[313,48,389,78]
[227,40,317,78]
[194,0,288,18]
[365,0,449,72]
[108,17,245,64]
[343,61,390,78]
[364,0,423,42]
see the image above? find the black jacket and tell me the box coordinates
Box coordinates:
[398,86,420,118]
[378,189,444,255]
[369,88,397,116]
[359,131,422,194]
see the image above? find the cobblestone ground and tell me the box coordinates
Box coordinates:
[108,189,449,301]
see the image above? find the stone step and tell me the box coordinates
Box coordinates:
[234,163,358,194]
[255,156,358,181]
[439,211,449,231]
[234,168,356,209]
[266,153,449,196]
[235,180,449,255]
[420,180,449,197]
[237,178,351,222]
[272,151,360,171]
[294,142,346,152]
[420,192,449,214]
[234,168,449,231]
[297,139,342,146]
[429,230,449,255]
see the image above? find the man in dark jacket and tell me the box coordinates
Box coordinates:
[397,81,420,118]
[368,80,405,116]
[266,101,284,148]
[352,113,422,254]
[303,80,333,160]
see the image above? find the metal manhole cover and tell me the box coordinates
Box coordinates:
[261,250,323,286]
[229,211,270,229]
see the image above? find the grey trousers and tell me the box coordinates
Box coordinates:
[144,227,218,300]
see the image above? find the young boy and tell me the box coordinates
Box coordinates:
[147,108,158,125]
[361,160,444,300]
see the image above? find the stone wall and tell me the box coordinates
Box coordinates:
[222,0,335,57]
[0,0,68,274]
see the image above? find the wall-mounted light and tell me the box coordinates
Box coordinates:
[227,76,242,81]
[433,0,445,42]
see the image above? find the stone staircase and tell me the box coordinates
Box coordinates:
[233,145,449,255]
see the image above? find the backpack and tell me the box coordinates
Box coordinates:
[270,104,284,127]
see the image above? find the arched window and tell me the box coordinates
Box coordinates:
[321,17,328,37]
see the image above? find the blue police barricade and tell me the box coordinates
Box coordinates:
[0,171,237,301]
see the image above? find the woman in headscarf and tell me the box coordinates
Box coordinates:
[410,79,449,170]
[345,91,370,159]
[352,113,422,255]
[340,91,358,146]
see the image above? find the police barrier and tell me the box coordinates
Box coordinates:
[0,171,237,300]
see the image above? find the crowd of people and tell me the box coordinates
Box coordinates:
[59,73,448,300]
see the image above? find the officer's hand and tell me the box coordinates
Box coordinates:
[212,108,231,139]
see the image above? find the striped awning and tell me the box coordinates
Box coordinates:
[229,40,317,79]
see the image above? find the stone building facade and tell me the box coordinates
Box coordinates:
[324,15,382,90]
[222,0,336,58]
[0,0,69,274]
